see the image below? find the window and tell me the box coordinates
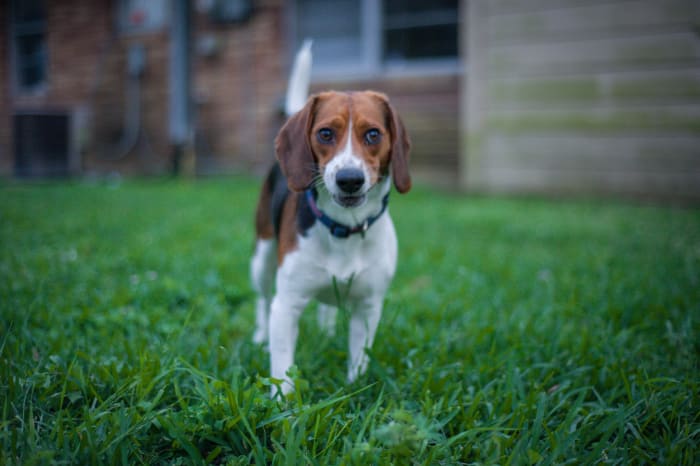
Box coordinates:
[11,0,48,92]
[295,0,364,68]
[293,0,459,78]
[383,0,459,63]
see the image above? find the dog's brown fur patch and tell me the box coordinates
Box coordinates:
[254,170,275,240]
[277,192,300,264]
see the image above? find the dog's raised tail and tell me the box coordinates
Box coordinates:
[285,39,313,117]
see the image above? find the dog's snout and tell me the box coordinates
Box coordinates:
[336,168,365,194]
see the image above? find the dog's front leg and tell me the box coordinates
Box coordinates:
[268,292,308,396]
[347,296,383,384]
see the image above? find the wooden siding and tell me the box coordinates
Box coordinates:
[463,0,700,200]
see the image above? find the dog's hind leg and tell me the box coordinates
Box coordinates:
[250,238,277,344]
[251,168,279,344]
[317,304,338,337]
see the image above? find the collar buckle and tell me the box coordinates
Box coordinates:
[330,224,350,238]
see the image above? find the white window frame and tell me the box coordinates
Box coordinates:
[290,0,461,82]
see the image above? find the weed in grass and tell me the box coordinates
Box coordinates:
[1,179,698,464]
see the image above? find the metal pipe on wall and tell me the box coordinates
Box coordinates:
[169,0,192,175]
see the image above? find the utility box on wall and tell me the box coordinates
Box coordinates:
[209,0,252,23]
[118,0,169,34]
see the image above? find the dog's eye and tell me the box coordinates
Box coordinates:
[364,128,382,145]
[317,128,335,144]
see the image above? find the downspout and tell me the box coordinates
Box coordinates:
[169,0,192,175]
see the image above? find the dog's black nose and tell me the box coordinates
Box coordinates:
[336,168,365,194]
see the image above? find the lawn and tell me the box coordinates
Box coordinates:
[1,177,698,465]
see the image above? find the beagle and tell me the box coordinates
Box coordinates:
[250,48,411,396]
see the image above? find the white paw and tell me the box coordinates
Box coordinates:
[317,304,338,337]
[270,378,294,398]
[252,327,268,345]
[347,361,367,384]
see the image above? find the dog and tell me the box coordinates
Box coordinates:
[250,42,411,395]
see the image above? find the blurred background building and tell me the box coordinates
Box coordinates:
[1,0,699,200]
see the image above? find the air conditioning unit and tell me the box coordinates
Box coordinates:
[13,109,82,177]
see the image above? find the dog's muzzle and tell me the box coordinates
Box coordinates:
[334,168,366,207]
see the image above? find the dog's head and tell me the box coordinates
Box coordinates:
[275,91,411,207]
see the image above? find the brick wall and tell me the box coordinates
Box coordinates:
[0,4,9,175]
[0,0,168,176]
[1,1,458,181]
[78,0,174,175]
[85,30,172,175]
[192,0,287,175]
[0,0,288,177]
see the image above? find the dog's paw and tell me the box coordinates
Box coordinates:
[317,304,338,337]
[347,353,370,384]
[252,328,268,345]
[346,365,363,385]
[270,379,294,398]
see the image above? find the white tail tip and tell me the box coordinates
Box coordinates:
[285,39,313,117]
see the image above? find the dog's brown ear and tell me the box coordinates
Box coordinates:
[373,93,411,193]
[389,109,412,193]
[275,96,317,192]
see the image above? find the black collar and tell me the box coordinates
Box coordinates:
[305,188,389,239]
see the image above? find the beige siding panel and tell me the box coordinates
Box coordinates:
[462,0,700,199]
[488,69,700,107]
[486,104,700,134]
[479,166,700,198]
[464,0,489,190]
[488,32,700,77]
[485,135,700,172]
[481,134,700,198]
[488,0,693,43]
[488,0,699,17]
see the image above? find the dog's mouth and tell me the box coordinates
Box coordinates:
[333,193,366,208]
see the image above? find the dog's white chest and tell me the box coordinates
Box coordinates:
[313,234,371,281]
[276,213,398,304]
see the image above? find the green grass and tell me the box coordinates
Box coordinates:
[1,177,698,465]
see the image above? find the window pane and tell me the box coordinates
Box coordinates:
[384,0,457,16]
[296,0,362,66]
[16,34,47,89]
[12,0,47,90]
[17,33,45,60]
[384,23,458,61]
[382,0,458,62]
[19,64,45,89]
[13,0,44,23]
